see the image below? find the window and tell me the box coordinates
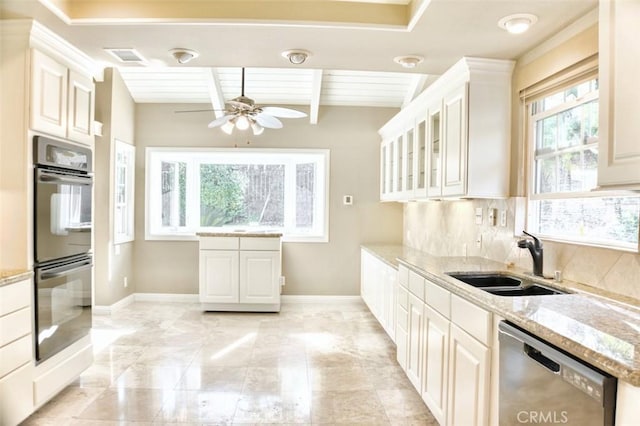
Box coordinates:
[114,140,135,244]
[146,148,329,242]
[527,76,640,250]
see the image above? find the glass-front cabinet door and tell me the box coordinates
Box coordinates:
[404,128,415,196]
[393,135,403,195]
[380,140,391,200]
[415,119,427,198]
[427,101,443,197]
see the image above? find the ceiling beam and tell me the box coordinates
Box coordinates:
[402,74,429,108]
[309,69,323,125]
[204,68,226,118]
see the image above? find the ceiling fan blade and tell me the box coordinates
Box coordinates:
[255,113,283,129]
[260,106,307,118]
[208,115,233,128]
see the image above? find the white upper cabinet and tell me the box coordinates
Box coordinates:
[380,57,514,201]
[598,0,640,188]
[31,49,95,144]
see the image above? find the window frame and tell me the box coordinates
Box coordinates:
[113,139,135,244]
[144,147,330,243]
[524,73,640,252]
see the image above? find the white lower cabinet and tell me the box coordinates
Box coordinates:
[422,305,450,425]
[199,236,281,312]
[360,249,398,341]
[447,324,490,426]
[390,266,492,426]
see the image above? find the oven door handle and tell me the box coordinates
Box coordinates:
[39,262,93,280]
[37,169,93,185]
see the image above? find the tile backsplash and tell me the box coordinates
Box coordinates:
[403,198,640,302]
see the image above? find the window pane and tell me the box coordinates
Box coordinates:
[536,116,557,151]
[296,163,315,228]
[161,161,186,227]
[199,163,285,228]
[535,197,640,247]
[559,106,582,149]
[536,157,556,193]
[557,151,582,192]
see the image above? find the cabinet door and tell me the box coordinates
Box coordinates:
[67,69,94,144]
[404,127,415,196]
[598,0,640,187]
[442,84,468,197]
[447,324,490,426]
[415,119,428,198]
[239,251,280,304]
[199,250,239,303]
[396,286,409,370]
[422,305,450,426]
[384,264,397,342]
[426,100,443,197]
[406,293,424,391]
[31,49,68,138]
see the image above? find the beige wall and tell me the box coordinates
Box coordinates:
[404,23,640,303]
[94,68,135,305]
[133,104,403,296]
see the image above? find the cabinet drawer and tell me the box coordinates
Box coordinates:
[425,279,451,318]
[408,270,425,301]
[0,279,31,317]
[396,306,408,331]
[240,237,280,251]
[397,286,409,310]
[0,335,32,378]
[398,265,409,289]
[450,294,492,345]
[199,237,239,250]
[0,307,31,347]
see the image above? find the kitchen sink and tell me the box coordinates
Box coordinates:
[446,272,567,296]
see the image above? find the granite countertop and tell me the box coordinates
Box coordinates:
[197,231,283,238]
[0,269,33,287]
[362,244,640,387]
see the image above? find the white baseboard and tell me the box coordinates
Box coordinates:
[134,293,199,303]
[93,293,135,315]
[281,295,363,303]
[95,293,361,313]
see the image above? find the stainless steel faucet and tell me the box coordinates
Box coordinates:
[518,231,544,277]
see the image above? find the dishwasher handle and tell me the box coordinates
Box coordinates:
[524,343,560,373]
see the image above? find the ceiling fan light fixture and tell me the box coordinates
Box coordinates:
[498,13,538,34]
[169,48,200,64]
[235,115,250,130]
[393,55,424,69]
[282,49,311,65]
[251,122,264,136]
[221,120,235,135]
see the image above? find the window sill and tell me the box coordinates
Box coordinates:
[533,233,639,254]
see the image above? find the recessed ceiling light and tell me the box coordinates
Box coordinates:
[281,49,311,65]
[498,13,538,34]
[169,48,199,64]
[393,55,424,69]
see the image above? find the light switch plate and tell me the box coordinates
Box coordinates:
[499,210,507,227]
[475,207,483,225]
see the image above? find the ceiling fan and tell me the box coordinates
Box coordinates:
[177,68,307,136]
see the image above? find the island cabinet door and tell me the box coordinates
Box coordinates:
[239,251,280,304]
[199,250,239,303]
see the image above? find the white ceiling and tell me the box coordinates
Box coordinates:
[1,0,598,113]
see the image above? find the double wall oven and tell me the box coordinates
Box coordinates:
[33,135,93,363]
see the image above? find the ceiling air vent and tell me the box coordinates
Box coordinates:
[104,48,146,63]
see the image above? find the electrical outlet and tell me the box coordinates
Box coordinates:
[476,233,482,248]
[123,276,128,288]
[488,208,497,226]
[279,276,286,287]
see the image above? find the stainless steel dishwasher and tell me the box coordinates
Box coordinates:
[498,322,616,426]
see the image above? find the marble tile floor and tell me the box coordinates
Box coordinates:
[22,300,439,425]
